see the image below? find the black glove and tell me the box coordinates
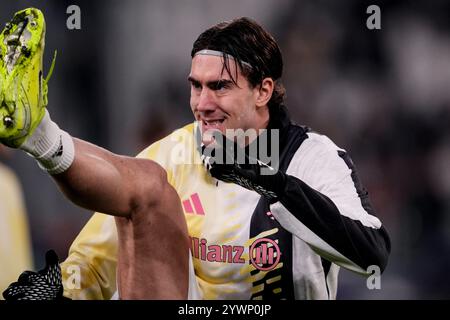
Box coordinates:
[200,133,286,202]
[3,250,65,301]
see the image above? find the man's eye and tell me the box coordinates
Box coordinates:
[192,82,201,89]
[215,82,228,91]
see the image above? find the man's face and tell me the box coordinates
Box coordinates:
[189,55,267,140]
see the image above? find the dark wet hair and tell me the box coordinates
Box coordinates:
[191,17,285,110]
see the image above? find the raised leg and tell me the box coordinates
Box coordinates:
[114,165,190,299]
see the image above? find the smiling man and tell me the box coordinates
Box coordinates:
[189,52,271,136]
[1,10,390,300]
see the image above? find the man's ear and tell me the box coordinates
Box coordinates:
[255,78,274,108]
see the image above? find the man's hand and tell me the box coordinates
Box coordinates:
[200,133,286,202]
[3,250,65,301]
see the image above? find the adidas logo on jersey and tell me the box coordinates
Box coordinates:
[182,193,205,216]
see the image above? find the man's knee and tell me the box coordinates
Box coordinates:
[115,160,189,299]
[131,159,171,209]
[129,159,185,226]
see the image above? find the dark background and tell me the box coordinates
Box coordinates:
[1,0,449,299]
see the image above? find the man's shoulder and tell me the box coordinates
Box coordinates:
[289,125,345,158]
[306,130,342,150]
[136,122,196,160]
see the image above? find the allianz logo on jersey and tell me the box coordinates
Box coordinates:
[190,236,281,271]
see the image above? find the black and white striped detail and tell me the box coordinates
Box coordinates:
[270,132,390,276]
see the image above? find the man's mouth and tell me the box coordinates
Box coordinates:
[200,118,226,145]
[202,118,225,130]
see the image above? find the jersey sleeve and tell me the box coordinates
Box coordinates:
[61,213,118,299]
[269,133,391,275]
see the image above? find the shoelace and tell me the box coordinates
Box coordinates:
[42,50,57,106]
[45,50,57,84]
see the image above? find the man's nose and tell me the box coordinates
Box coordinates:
[196,88,216,112]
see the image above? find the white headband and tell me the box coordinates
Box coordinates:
[194,49,252,69]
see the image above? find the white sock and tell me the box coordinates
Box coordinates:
[20,110,75,175]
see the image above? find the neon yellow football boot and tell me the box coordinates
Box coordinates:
[0,8,55,148]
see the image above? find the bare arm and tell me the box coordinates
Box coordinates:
[52,138,165,218]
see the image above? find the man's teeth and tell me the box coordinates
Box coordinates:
[204,120,224,125]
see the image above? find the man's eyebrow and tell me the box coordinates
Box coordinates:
[187,76,234,87]
[210,79,234,86]
[187,76,199,84]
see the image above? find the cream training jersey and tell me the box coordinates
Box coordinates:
[62,107,390,300]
